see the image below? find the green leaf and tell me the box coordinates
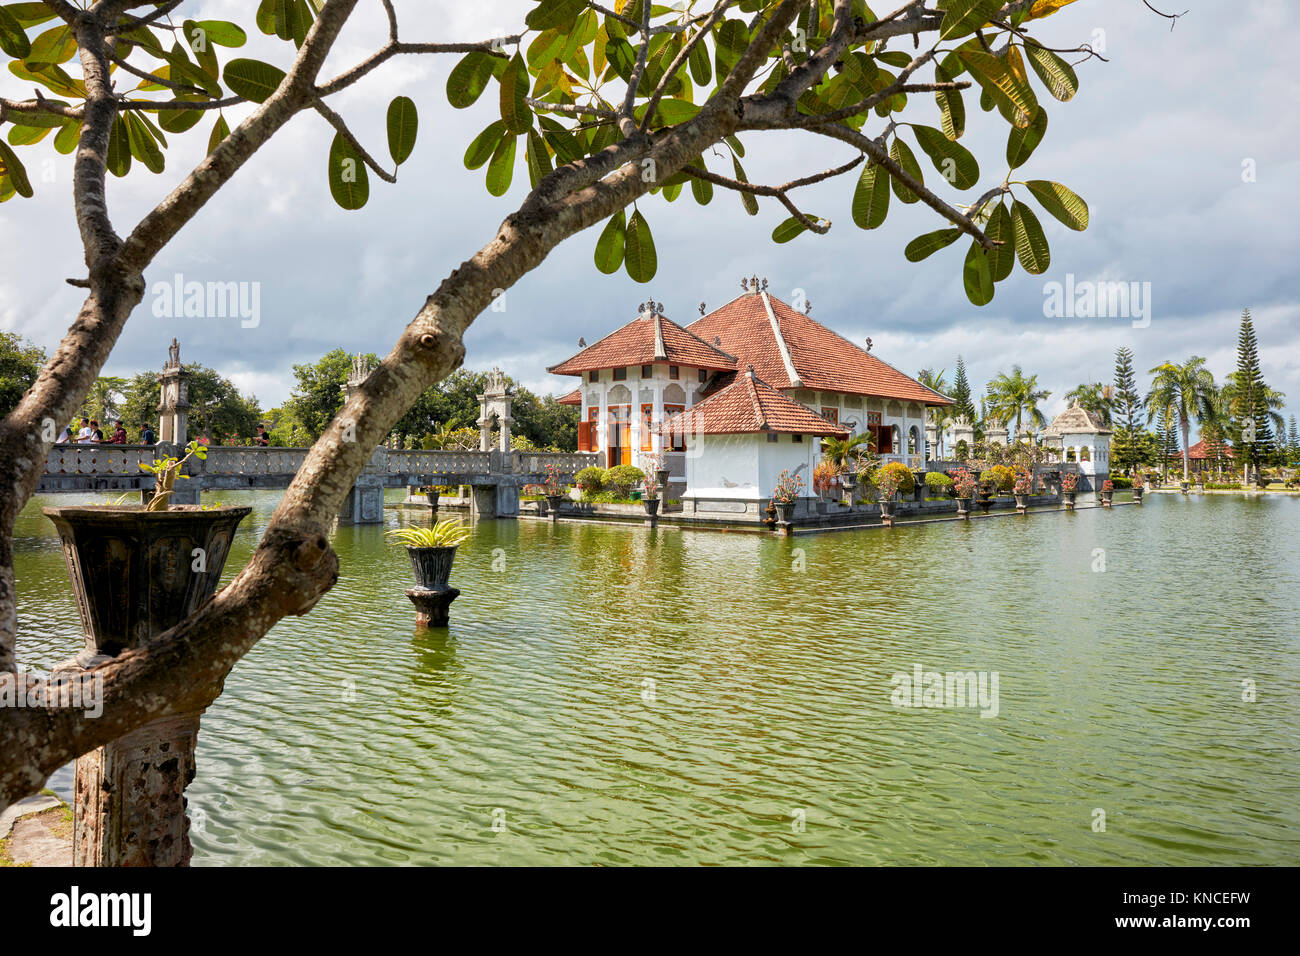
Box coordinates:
[52,119,79,154]
[125,113,164,174]
[0,139,32,197]
[0,5,31,59]
[106,116,131,177]
[1010,200,1050,274]
[935,72,965,139]
[889,136,924,203]
[1024,42,1078,101]
[593,208,626,274]
[623,208,657,283]
[6,124,50,146]
[499,53,531,135]
[485,132,516,196]
[963,240,994,306]
[939,0,1003,41]
[223,58,286,103]
[28,23,76,64]
[527,28,565,70]
[912,124,979,190]
[772,216,810,244]
[5,107,63,128]
[852,162,890,228]
[182,19,220,82]
[386,95,418,166]
[604,37,635,80]
[447,51,498,109]
[207,113,230,155]
[638,97,699,127]
[731,155,758,216]
[327,131,369,210]
[957,48,1037,128]
[985,202,1015,281]
[690,171,713,205]
[905,228,961,262]
[464,120,506,170]
[688,31,711,85]
[192,20,247,48]
[525,128,552,187]
[1006,106,1047,169]
[1026,179,1089,230]
[525,0,587,31]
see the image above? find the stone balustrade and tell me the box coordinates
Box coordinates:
[44,444,155,476]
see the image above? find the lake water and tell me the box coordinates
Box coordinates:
[13,490,1300,865]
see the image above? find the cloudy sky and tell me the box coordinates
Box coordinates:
[2,1,1297,436]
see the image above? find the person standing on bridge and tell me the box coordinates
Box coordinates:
[88,419,104,443]
[140,423,155,446]
[75,418,92,442]
[55,423,73,444]
[254,423,270,447]
[106,420,128,444]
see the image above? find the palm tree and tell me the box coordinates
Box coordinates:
[917,368,949,457]
[1144,357,1216,482]
[821,431,874,474]
[1064,382,1114,426]
[985,366,1051,439]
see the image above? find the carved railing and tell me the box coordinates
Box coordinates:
[513,451,599,477]
[386,449,492,475]
[201,446,308,475]
[45,444,154,475]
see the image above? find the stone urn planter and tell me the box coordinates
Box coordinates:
[545,493,567,519]
[774,500,795,524]
[1132,485,1144,504]
[1014,493,1028,512]
[423,488,440,512]
[878,495,895,527]
[407,545,458,592]
[955,496,971,519]
[1100,490,1114,507]
[1063,491,1076,510]
[1179,480,1190,493]
[841,474,857,506]
[643,496,661,517]
[977,489,993,513]
[42,503,252,867]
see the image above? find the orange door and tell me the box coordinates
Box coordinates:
[609,405,631,466]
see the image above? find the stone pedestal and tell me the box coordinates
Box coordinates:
[338,477,385,524]
[73,713,199,867]
[405,587,460,627]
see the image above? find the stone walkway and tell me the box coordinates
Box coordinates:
[0,794,73,866]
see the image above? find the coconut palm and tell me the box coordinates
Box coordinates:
[985,366,1051,438]
[917,368,949,456]
[1145,357,1217,482]
[1064,382,1114,426]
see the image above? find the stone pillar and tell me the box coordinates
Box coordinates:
[950,416,975,458]
[925,420,939,461]
[73,714,199,866]
[477,367,512,454]
[157,338,190,445]
[986,422,1009,447]
[471,485,498,518]
[337,446,386,524]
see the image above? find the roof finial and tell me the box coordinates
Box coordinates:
[804,298,812,315]
[864,337,873,352]
[699,302,706,316]
[761,277,768,291]
[750,274,760,291]
[578,336,586,348]
[740,276,748,291]
[746,363,754,376]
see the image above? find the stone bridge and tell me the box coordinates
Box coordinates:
[38,444,598,523]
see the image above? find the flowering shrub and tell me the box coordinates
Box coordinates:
[1013,470,1033,495]
[980,465,1016,492]
[641,453,664,497]
[875,461,915,495]
[813,459,838,495]
[1102,479,1115,492]
[771,469,805,503]
[606,465,646,498]
[1061,472,1079,493]
[542,463,565,495]
[951,467,977,498]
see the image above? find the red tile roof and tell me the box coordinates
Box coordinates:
[1187,439,1234,459]
[547,311,737,376]
[659,368,848,437]
[557,387,581,406]
[687,292,952,405]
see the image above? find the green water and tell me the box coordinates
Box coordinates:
[12,491,1300,865]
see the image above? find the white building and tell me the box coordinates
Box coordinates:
[1041,401,1112,487]
[550,280,953,500]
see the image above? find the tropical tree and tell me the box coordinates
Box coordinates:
[0,0,1107,814]
[1222,308,1276,483]
[1064,381,1113,425]
[83,375,126,424]
[1144,357,1216,482]
[821,431,874,473]
[949,356,976,426]
[916,367,948,457]
[0,331,45,418]
[985,365,1051,438]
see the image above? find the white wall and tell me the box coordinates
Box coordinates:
[684,432,821,501]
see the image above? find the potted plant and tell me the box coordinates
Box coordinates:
[1013,469,1033,512]
[1132,475,1144,504]
[43,439,251,665]
[952,467,976,518]
[770,469,804,524]
[421,484,440,512]
[1061,471,1079,510]
[1180,477,1190,493]
[874,468,900,526]
[386,518,472,591]
[641,453,663,516]
[1100,478,1115,507]
[541,463,568,518]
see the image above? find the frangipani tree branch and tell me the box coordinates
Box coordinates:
[682,153,866,235]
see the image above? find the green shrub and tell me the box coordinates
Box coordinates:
[924,471,954,493]
[980,465,1016,492]
[1108,475,1132,489]
[605,465,646,498]
[873,461,915,494]
[575,466,607,493]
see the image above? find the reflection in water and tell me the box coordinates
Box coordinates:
[13,490,1300,865]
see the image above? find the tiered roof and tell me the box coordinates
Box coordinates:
[687,291,952,406]
[658,367,847,438]
[1042,400,1113,436]
[1186,439,1234,459]
[547,310,736,376]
